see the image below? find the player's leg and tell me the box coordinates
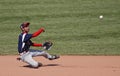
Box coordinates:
[21,52,42,68]
[29,49,60,60]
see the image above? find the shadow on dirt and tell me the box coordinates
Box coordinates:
[22,64,60,69]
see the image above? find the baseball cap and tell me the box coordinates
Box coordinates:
[20,22,30,29]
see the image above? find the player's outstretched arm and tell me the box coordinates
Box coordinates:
[32,43,43,47]
[32,28,45,38]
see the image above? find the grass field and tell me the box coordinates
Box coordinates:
[0,0,120,55]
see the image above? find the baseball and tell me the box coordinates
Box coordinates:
[99,15,103,19]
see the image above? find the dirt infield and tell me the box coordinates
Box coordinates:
[0,56,120,76]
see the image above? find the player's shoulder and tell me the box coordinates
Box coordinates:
[25,33,32,39]
[18,33,32,38]
[26,33,32,36]
[19,33,31,36]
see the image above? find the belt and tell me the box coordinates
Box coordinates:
[19,51,28,56]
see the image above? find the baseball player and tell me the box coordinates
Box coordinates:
[18,22,59,68]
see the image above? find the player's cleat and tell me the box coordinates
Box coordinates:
[16,57,21,61]
[48,55,60,60]
[38,62,43,67]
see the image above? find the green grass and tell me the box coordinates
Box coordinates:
[0,0,120,55]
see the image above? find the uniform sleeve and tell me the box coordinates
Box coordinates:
[32,43,43,47]
[32,28,44,38]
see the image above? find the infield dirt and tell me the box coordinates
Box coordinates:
[0,56,120,76]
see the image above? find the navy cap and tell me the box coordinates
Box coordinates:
[20,22,30,29]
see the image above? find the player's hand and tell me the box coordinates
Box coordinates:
[41,27,45,32]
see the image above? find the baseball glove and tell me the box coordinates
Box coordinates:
[43,41,53,50]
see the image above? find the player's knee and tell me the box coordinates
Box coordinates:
[31,62,42,68]
[31,63,39,68]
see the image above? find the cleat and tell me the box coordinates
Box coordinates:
[49,55,60,60]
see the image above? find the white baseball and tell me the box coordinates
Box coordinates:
[99,15,103,19]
